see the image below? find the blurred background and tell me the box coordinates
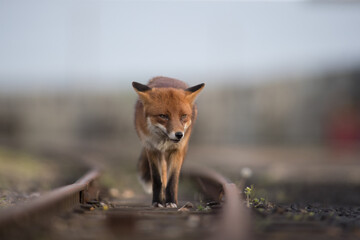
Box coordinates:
[1,0,360,203]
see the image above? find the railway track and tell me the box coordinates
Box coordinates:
[0,163,251,240]
[0,168,101,238]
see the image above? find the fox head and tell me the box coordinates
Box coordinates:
[132,81,204,143]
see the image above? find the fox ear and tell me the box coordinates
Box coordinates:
[132,82,151,92]
[132,82,152,104]
[185,83,205,104]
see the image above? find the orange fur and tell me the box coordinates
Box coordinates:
[133,77,204,207]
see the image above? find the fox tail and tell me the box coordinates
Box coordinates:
[137,149,152,194]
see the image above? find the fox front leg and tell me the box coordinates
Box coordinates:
[165,151,184,208]
[147,151,165,207]
[165,172,179,208]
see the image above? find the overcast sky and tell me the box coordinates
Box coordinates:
[1,1,360,90]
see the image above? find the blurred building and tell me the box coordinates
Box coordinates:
[195,69,360,148]
[1,69,359,150]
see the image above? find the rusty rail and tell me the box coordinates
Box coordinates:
[0,168,101,235]
[0,163,249,239]
[183,164,252,240]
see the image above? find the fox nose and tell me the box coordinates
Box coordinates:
[175,132,183,140]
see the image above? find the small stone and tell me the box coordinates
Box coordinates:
[178,202,194,212]
[178,207,190,212]
[183,202,194,209]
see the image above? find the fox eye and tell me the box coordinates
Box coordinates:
[159,114,169,120]
[181,114,188,120]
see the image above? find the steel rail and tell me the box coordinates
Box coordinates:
[0,164,250,240]
[183,164,252,240]
[0,168,101,234]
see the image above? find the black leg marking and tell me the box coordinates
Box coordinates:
[166,174,176,204]
[150,162,163,205]
[165,173,179,208]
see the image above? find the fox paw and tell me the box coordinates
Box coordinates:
[152,202,164,208]
[165,203,178,208]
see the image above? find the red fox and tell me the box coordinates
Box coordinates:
[132,77,205,208]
